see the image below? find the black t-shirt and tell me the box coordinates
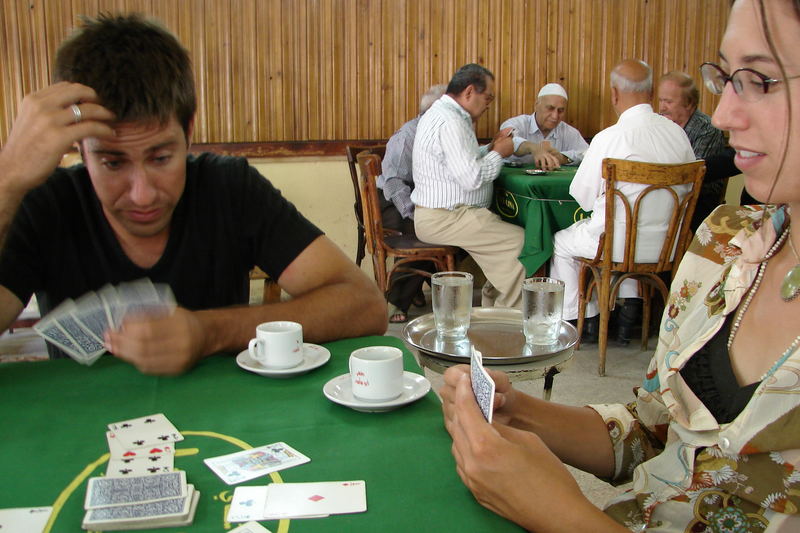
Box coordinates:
[0,152,323,317]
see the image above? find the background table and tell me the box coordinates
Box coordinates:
[0,336,522,532]
[494,165,590,276]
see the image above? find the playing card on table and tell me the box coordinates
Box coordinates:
[107,413,183,450]
[106,446,175,477]
[204,442,310,485]
[106,430,174,459]
[470,347,495,423]
[228,486,326,523]
[262,480,367,519]
[0,506,53,533]
[84,471,186,509]
[230,521,272,533]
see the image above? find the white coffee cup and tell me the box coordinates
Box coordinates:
[248,321,303,369]
[349,346,404,402]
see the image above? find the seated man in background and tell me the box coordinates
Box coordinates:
[501,83,589,167]
[412,63,526,309]
[0,13,387,375]
[657,71,732,229]
[377,84,447,323]
[549,60,695,343]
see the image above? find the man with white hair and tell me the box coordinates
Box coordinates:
[377,84,447,322]
[501,82,589,166]
[549,60,695,344]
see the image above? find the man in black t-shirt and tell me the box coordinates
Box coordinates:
[0,14,386,375]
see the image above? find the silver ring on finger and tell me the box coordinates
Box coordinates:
[70,103,82,124]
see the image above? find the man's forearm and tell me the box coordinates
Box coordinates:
[194,278,387,357]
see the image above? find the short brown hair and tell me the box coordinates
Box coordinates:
[54,13,196,136]
[659,71,699,109]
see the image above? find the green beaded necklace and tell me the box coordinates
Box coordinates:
[780,229,800,301]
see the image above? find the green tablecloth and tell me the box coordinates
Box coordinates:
[0,337,522,532]
[494,165,590,276]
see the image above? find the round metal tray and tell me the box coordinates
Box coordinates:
[402,307,578,365]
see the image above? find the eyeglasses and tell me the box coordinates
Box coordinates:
[700,62,800,102]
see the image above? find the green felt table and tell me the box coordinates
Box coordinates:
[493,165,590,276]
[0,336,522,532]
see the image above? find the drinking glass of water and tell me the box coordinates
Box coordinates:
[432,271,473,340]
[522,277,565,345]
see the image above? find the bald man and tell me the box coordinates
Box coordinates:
[549,60,695,344]
[501,83,589,166]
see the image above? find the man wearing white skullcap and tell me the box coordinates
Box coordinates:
[501,82,589,166]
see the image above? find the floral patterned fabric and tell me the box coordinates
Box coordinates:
[589,204,800,531]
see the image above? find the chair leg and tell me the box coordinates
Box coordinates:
[641,284,651,351]
[356,230,365,267]
[597,271,612,376]
[575,266,589,351]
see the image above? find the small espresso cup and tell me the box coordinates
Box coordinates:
[248,321,303,369]
[349,346,404,402]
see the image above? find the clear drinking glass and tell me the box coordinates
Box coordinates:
[432,271,473,339]
[522,277,565,345]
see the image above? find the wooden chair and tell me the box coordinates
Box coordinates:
[249,267,281,304]
[575,158,706,376]
[345,144,386,267]
[356,151,458,296]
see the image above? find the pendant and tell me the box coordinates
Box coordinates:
[780,264,800,301]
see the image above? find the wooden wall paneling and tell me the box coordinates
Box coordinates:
[0,2,19,139]
[0,0,732,146]
[263,0,283,141]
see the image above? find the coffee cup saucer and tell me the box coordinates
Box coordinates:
[322,371,431,412]
[236,343,331,378]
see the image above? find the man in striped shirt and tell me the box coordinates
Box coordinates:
[411,64,528,308]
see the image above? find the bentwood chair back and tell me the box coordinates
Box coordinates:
[345,144,386,266]
[356,151,458,296]
[575,158,706,375]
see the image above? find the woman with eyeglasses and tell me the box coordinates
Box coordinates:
[438,0,800,530]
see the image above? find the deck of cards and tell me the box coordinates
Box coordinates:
[227,481,367,522]
[33,279,175,365]
[81,413,197,530]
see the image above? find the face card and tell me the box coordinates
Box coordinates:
[262,480,367,519]
[204,442,310,485]
[107,413,183,450]
[84,471,186,509]
[0,506,53,533]
[470,347,495,423]
[229,521,272,533]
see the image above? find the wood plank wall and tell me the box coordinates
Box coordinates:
[1,0,730,147]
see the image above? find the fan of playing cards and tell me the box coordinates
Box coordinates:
[33,279,176,366]
[82,413,198,531]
